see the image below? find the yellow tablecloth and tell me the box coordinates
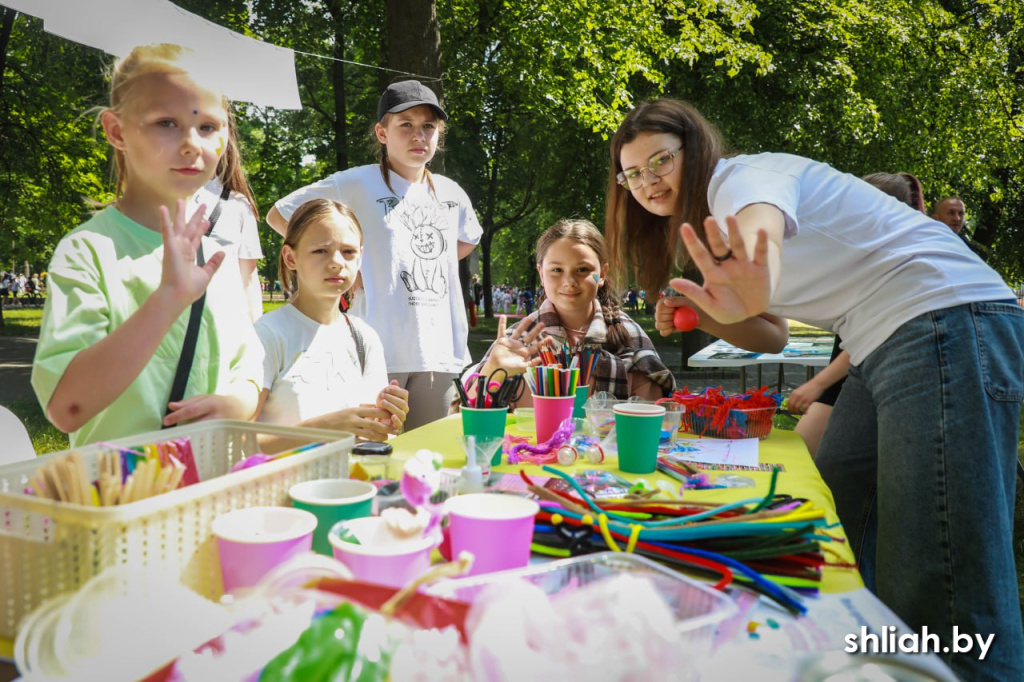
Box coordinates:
[389,414,862,594]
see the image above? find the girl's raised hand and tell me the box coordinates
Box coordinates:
[669,215,772,325]
[483,315,549,375]
[159,199,226,309]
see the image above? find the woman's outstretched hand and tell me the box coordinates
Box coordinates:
[669,215,772,325]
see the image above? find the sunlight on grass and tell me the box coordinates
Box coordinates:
[0,307,44,337]
[5,398,68,455]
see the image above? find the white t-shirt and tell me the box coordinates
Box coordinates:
[189,178,263,260]
[708,153,1013,364]
[255,304,390,426]
[274,165,482,373]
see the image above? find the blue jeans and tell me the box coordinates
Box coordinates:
[816,301,1024,681]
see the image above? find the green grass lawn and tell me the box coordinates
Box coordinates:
[0,306,44,337]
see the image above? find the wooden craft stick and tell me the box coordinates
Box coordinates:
[121,474,135,505]
[58,460,76,504]
[134,460,150,501]
[59,460,78,505]
[166,463,185,491]
[68,452,92,505]
[28,474,47,499]
[154,465,172,495]
[41,463,65,502]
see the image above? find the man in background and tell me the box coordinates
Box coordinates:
[932,196,966,234]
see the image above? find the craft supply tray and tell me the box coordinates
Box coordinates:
[425,552,737,645]
[681,404,777,440]
[0,420,353,643]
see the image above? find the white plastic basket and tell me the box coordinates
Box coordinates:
[425,552,737,644]
[0,420,353,643]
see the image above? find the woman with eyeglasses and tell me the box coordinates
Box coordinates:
[604,98,1023,681]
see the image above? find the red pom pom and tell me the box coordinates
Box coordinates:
[673,306,699,331]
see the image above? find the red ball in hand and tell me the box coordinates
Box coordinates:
[673,306,699,331]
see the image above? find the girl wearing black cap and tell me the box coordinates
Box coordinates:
[268,81,481,430]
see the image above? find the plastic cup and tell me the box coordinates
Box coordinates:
[446,494,539,576]
[461,406,509,442]
[660,402,685,445]
[211,507,316,593]
[328,517,438,588]
[573,385,590,420]
[289,479,376,555]
[514,407,536,434]
[613,403,666,474]
[532,395,575,443]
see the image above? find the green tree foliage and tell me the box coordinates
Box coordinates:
[664,0,1024,278]
[2,0,1021,309]
[0,11,108,276]
[441,0,772,314]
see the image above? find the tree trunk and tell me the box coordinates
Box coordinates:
[481,229,494,317]
[0,8,15,95]
[0,8,14,328]
[325,0,348,171]
[384,0,444,151]
[384,0,442,86]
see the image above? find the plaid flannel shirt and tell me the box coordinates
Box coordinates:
[467,298,675,401]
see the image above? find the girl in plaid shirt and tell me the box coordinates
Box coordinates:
[463,219,674,408]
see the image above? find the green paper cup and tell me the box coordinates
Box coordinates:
[461,406,509,443]
[288,479,376,555]
[573,384,590,420]
[614,403,666,474]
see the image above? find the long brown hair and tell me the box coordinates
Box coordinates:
[604,99,727,294]
[535,219,629,345]
[279,199,364,298]
[216,115,259,219]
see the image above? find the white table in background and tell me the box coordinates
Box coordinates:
[687,337,834,392]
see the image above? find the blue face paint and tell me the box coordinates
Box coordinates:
[193,109,198,115]
[593,274,600,283]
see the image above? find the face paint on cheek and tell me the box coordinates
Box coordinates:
[215,134,225,157]
[593,274,600,284]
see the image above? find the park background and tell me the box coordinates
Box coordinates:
[1,0,1023,619]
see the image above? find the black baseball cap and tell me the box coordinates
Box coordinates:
[377,80,447,122]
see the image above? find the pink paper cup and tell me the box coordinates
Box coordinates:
[532,395,575,443]
[328,517,438,589]
[211,506,316,593]
[446,494,539,576]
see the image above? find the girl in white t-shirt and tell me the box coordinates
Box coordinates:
[605,98,1023,680]
[267,81,481,430]
[188,171,263,320]
[254,199,409,440]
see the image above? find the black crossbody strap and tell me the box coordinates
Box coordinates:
[165,188,229,418]
[343,313,366,375]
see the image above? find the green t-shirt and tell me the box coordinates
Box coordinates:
[32,207,263,447]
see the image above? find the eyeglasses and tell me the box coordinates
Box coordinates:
[616,147,682,190]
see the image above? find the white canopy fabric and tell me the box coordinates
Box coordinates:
[1,0,301,109]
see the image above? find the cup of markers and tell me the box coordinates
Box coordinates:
[526,365,579,443]
[535,343,600,432]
